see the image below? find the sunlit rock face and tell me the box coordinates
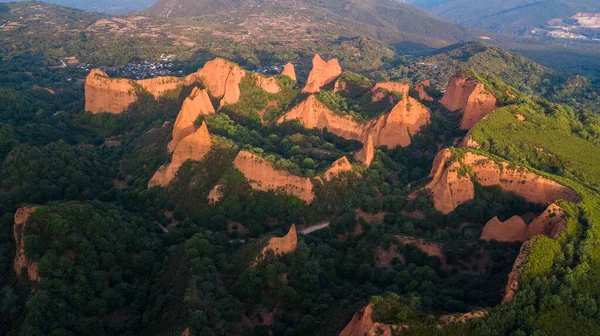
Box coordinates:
[13,206,40,282]
[302,54,342,94]
[440,74,497,130]
[421,149,580,214]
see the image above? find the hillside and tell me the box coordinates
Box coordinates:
[407,0,600,34]
[0,0,156,14]
[145,0,483,45]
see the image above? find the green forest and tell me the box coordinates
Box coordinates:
[0,2,600,336]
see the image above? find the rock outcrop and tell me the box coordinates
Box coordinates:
[85,69,139,114]
[198,58,246,106]
[324,156,352,181]
[356,135,375,167]
[422,149,580,214]
[259,225,298,259]
[282,63,297,81]
[415,80,434,101]
[279,87,430,167]
[481,216,528,242]
[85,69,189,114]
[13,206,40,282]
[252,73,281,94]
[168,88,215,152]
[440,74,497,130]
[340,303,399,336]
[371,82,409,102]
[278,95,365,141]
[149,122,212,188]
[373,94,431,149]
[302,54,342,94]
[482,204,567,243]
[233,151,314,202]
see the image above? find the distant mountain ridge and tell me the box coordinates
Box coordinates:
[0,0,157,14]
[406,0,600,34]
[144,0,483,45]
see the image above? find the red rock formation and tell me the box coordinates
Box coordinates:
[85,69,139,114]
[440,74,497,130]
[481,216,527,242]
[85,69,188,114]
[260,225,298,259]
[503,240,530,301]
[373,95,431,148]
[356,135,375,167]
[302,54,342,94]
[198,58,246,106]
[282,62,297,81]
[252,73,281,94]
[208,184,224,204]
[415,80,434,101]
[340,303,399,336]
[149,122,212,188]
[168,88,215,152]
[278,91,430,167]
[278,95,365,141]
[233,151,314,202]
[422,149,580,214]
[481,204,567,244]
[136,76,185,99]
[324,156,352,181]
[13,206,40,282]
[526,204,566,239]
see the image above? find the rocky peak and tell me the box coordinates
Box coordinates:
[198,58,247,107]
[14,206,40,282]
[282,62,297,81]
[323,156,352,181]
[168,87,215,152]
[302,54,342,94]
[149,122,212,188]
[440,74,497,130]
[415,80,434,101]
[259,225,298,260]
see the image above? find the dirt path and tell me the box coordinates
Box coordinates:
[300,222,330,234]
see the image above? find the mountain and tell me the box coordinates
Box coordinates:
[145,0,483,45]
[407,0,600,34]
[0,0,157,14]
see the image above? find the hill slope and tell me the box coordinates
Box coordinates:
[0,0,156,14]
[145,0,482,45]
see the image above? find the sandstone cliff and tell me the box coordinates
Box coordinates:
[149,122,212,188]
[233,151,314,202]
[302,54,342,94]
[278,95,366,141]
[85,69,188,114]
[422,149,580,214]
[323,156,352,181]
[482,204,567,243]
[440,74,497,130]
[282,62,297,81]
[356,135,375,167]
[13,206,40,282]
[415,80,434,101]
[373,94,431,148]
[259,225,298,260]
[168,88,215,152]
[198,58,246,106]
[278,89,430,167]
[371,82,409,102]
[85,69,139,114]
